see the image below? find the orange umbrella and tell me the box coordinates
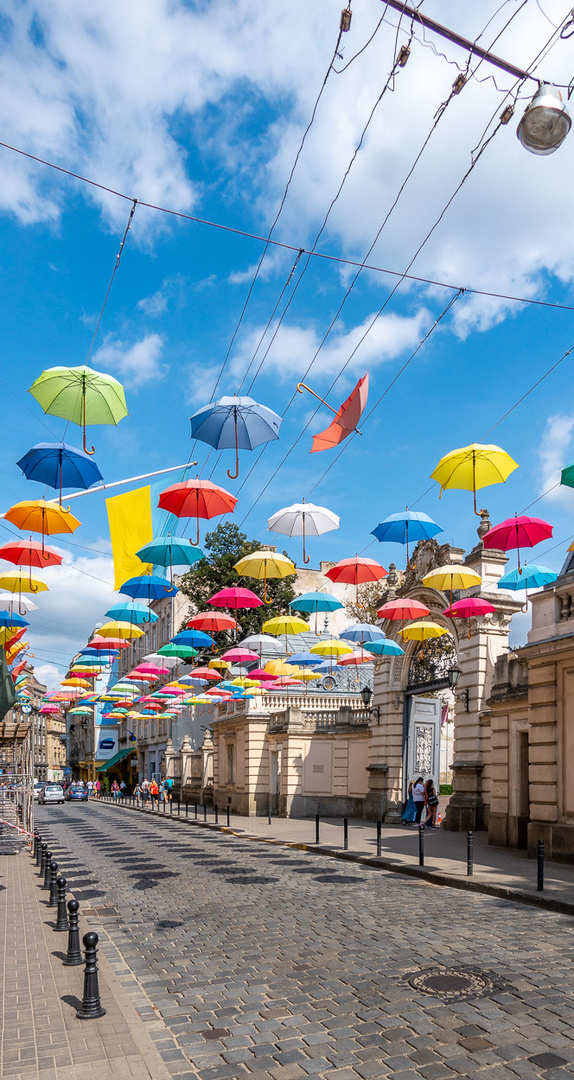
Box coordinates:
[297,373,369,453]
[4,499,80,553]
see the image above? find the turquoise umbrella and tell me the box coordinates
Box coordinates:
[136,536,204,583]
[105,601,159,625]
[363,640,404,657]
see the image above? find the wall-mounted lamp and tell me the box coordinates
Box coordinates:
[360,685,380,724]
[447,666,469,711]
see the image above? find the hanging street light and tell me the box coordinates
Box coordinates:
[517,84,572,156]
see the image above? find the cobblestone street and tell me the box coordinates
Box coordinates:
[36,802,574,1080]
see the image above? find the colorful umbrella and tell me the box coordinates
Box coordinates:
[325,555,387,606]
[310,639,353,657]
[234,550,295,604]
[399,621,449,642]
[497,564,558,612]
[338,649,372,666]
[220,647,259,665]
[0,611,28,629]
[262,614,310,653]
[443,596,496,637]
[267,500,340,564]
[171,629,215,648]
[377,598,430,621]
[187,612,237,633]
[238,633,282,658]
[28,364,128,455]
[97,621,144,640]
[264,658,297,677]
[119,574,178,600]
[371,510,442,565]
[245,667,280,681]
[0,539,62,569]
[482,514,553,572]
[158,478,237,545]
[4,499,80,553]
[87,636,130,649]
[189,394,282,479]
[290,591,343,614]
[340,623,386,645]
[157,643,198,660]
[186,667,221,681]
[135,535,204,582]
[422,564,482,607]
[363,639,405,657]
[16,441,103,503]
[0,571,48,594]
[298,373,369,453]
[105,601,158,625]
[208,587,263,611]
[430,442,518,516]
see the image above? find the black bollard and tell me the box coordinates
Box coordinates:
[177,799,180,816]
[48,861,59,906]
[163,798,166,814]
[226,806,230,827]
[32,831,39,859]
[376,820,382,857]
[315,814,320,844]
[40,842,48,875]
[63,899,83,966]
[343,817,349,851]
[418,825,425,867]
[537,839,544,891]
[76,932,106,1019]
[54,877,69,931]
[185,801,189,818]
[214,805,218,824]
[36,837,43,867]
[170,799,173,815]
[194,803,198,819]
[43,850,53,889]
[267,803,271,825]
[467,831,474,877]
[203,804,207,822]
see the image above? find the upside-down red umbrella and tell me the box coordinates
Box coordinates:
[481,514,553,573]
[297,373,369,453]
[158,478,237,545]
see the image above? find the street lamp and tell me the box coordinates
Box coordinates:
[447,666,469,711]
[517,84,571,155]
[360,685,380,724]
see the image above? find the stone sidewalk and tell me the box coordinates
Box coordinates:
[0,843,177,1080]
[100,795,574,915]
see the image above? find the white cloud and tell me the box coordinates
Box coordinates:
[92,332,167,387]
[537,413,574,508]
[136,274,187,317]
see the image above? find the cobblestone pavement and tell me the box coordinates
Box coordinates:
[37,802,574,1080]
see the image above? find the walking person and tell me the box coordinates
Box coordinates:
[412,776,426,824]
[111,780,120,801]
[141,779,149,807]
[401,780,417,825]
[424,778,440,828]
[149,778,159,809]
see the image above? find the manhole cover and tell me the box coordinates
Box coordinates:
[409,969,492,1000]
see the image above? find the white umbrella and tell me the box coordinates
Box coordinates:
[143,653,179,668]
[239,634,282,656]
[0,592,39,612]
[267,500,340,564]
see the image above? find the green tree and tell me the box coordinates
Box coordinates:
[343,582,388,625]
[178,522,297,646]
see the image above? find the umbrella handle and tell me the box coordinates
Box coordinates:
[226,416,240,480]
[263,576,273,604]
[190,519,201,546]
[302,516,310,564]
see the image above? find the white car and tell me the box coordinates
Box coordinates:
[38,783,65,805]
[33,782,45,801]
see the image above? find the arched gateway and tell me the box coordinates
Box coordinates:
[364,529,522,830]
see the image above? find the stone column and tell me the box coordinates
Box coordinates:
[180,734,192,789]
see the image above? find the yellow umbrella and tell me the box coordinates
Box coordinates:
[61,677,92,688]
[234,549,295,604]
[0,571,49,594]
[230,677,262,687]
[399,621,450,641]
[262,614,310,652]
[97,621,144,639]
[422,564,481,607]
[430,443,518,515]
[310,639,353,657]
[297,668,322,680]
[264,658,297,677]
[209,658,231,670]
[6,640,28,662]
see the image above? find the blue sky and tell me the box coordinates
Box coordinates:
[2,0,574,685]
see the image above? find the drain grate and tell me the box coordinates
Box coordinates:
[408,968,492,1001]
[82,905,121,917]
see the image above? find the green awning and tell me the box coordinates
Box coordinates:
[96,747,134,773]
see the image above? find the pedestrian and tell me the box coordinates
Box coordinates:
[119,780,127,798]
[133,783,141,802]
[87,780,94,798]
[149,778,159,808]
[95,779,101,798]
[424,778,440,828]
[166,776,173,802]
[401,780,417,825]
[412,776,426,824]
[159,780,166,804]
[111,780,120,801]
[141,779,149,806]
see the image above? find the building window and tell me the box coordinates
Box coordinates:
[227,744,235,784]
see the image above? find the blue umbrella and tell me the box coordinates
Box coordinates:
[497,565,558,590]
[189,395,282,479]
[105,601,159,625]
[290,591,343,613]
[78,647,118,658]
[0,610,28,628]
[363,639,405,657]
[340,623,386,644]
[371,511,442,564]
[286,651,321,666]
[120,575,179,600]
[171,629,214,648]
[16,442,103,502]
[135,536,204,581]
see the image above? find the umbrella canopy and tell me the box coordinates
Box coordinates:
[340,623,386,644]
[281,651,319,667]
[187,612,237,633]
[363,639,405,657]
[187,667,221,681]
[262,615,310,636]
[371,510,442,565]
[290,591,343,613]
[28,364,128,454]
[497,566,558,591]
[234,550,296,604]
[561,461,574,489]
[399,621,450,642]
[97,621,144,639]
[0,592,39,612]
[134,664,170,676]
[239,633,282,654]
[377,598,430,621]
[0,539,62,569]
[263,659,297,677]
[171,629,214,648]
[157,643,198,660]
[267,500,339,564]
[325,556,387,586]
[208,586,263,611]
[220,647,259,664]
[301,373,369,453]
[482,514,553,572]
[208,658,231,669]
[119,575,178,600]
[422,564,481,606]
[0,611,28,629]
[105,601,158,625]
[0,571,48,594]
[310,639,353,657]
[158,478,237,545]
[61,677,91,688]
[16,441,103,502]
[4,499,80,551]
[443,598,496,618]
[190,395,282,479]
[338,649,372,666]
[135,535,204,568]
[245,667,280,681]
[430,442,518,515]
[88,635,130,649]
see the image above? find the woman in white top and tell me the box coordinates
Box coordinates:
[412,776,426,823]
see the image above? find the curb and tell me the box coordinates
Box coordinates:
[100,798,574,919]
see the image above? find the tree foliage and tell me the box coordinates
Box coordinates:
[343,582,388,625]
[178,522,297,645]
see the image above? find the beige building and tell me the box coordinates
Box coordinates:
[0,669,66,783]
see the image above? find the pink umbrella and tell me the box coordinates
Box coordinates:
[208,587,264,609]
[443,597,496,637]
[246,667,278,682]
[134,664,170,677]
[482,514,552,572]
[40,704,61,714]
[220,647,259,663]
[378,598,430,621]
[338,649,372,665]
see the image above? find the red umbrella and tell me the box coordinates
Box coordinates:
[158,478,238,545]
[297,373,369,453]
[187,612,238,633]
[377,598,430,621]
[0,539,62,568]
[88,636,130,649]
[443,596,496,637]
[187,667,221,681]
[326,555,387,606]
[246,667,278,682]
[482,514,552,572]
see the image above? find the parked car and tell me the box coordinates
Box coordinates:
[65,783,88,802]
[33,782,46,801]
[38,783,65,805]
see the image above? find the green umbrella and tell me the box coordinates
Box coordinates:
[28,365,128,455]
[157,643,198,659]
[561,461,574,489]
